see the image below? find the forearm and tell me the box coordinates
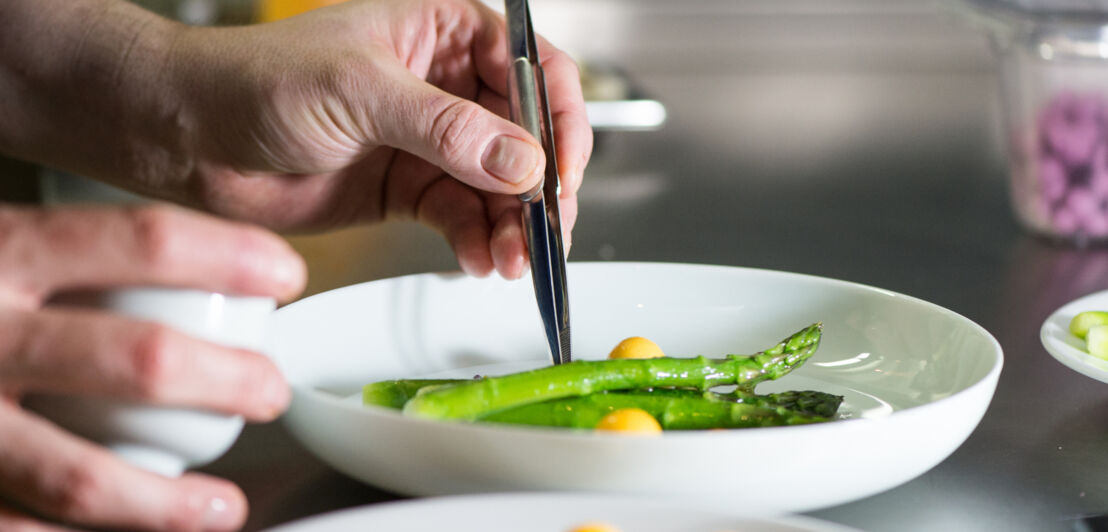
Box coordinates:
[0,0,190,196]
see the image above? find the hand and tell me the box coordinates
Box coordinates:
[1,0,591,279]
[0,205,306,531]
[165,0,591,279]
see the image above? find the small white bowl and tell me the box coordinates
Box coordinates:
[271,262,1003,514]
[26,288,275,477]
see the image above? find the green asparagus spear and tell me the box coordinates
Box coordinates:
[749,390,843,418]
[363,379,463,409]
[364,379,842,418]
[402,323,822,420]
[364,380,841,420]
[481,388,838,429]
[634,387,844,418]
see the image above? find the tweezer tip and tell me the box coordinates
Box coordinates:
[559,328,572,364]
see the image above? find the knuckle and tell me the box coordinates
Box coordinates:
[47,456,110,522]
[126,206,180,273]
[429,98,484,167]
[129,324,180,400]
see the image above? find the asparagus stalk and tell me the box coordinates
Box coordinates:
[401,323,822,420]
[631,387,843,418]
[482,389,839,429]
[366,380,841,417]
[363,379,463,409]
[364,381,842,421]
[746,390,844,418]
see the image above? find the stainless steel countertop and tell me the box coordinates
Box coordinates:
[69,1,1108,530]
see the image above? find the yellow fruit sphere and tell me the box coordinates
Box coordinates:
[608,336,665,359]
[568,524,623,532]
[595,408,662,434]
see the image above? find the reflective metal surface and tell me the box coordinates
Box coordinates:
[506,0,572,365]
[19,1,1108,531]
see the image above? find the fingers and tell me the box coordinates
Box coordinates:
[415,178,495,278]
[470,8,591,199]
[537,47,593,199]
[0,205,306,305]
[0,402,246,531]
[369,57,545,196]
[0,308,288,422]
[487,195,527,280]
[559,193,578,254]
[0,503,78,532]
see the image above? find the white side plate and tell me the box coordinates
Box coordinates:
[266,493,861,532]
[1042,289,1108,383]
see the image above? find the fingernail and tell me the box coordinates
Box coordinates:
[482,135,541,184]
[203,496,239,531]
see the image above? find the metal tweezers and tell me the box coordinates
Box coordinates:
[504,0,571,365]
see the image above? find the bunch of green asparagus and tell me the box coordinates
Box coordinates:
[362,323,843,431]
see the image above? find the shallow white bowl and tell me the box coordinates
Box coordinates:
[1041,289,1108,383]
[271,262,1002,514]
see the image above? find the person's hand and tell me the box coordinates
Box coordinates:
[164,0,591,279]
[1,0,590,279]
[0,204,305,531]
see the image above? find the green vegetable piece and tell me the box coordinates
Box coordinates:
[727,389,843,418]
[401,323,822,420]
[1088,325,1108,360]
[363,379,462,409]
[587,387,844,418]
[363,379,842,424]
[482,388,841,429]
[1070,311,1108,339]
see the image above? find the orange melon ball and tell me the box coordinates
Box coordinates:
[608,336,665,359]
[595,408,662,434]
[568,523,623,532]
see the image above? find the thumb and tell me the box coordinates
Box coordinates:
[370,62,545,194]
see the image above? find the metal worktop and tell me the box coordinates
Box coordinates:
[97,1,1108,530]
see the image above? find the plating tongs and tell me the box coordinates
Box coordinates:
[504,0,571,365]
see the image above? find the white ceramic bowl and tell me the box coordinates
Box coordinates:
[271,262,1002,514]
[26,288,275,477]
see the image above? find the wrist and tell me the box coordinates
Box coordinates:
[76,3,195,199]
[0,0,192,199]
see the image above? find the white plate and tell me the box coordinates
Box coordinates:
[265,493,860,532]
[270,262,1002,514]
[1041,290,1108,382]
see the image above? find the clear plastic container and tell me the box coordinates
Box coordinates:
[965,1,1108,244]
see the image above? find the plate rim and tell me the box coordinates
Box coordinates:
[263,492,864,532]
